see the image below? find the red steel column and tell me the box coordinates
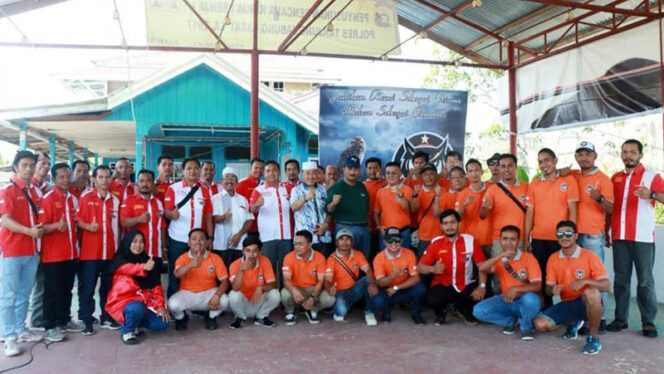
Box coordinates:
[508,41,517,155]
[250,0,259,158]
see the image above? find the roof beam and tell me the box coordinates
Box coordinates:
[277,0,326,51]
[519,0,657,18]
[0,0,69,18]
[181,0,228,49]
[279,0,339,52]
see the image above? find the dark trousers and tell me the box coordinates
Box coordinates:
[262,239,293,288]
[313,242,333,257]
[212,249,243,269]
[167,238,190,298]
[613,240,658,323]
[369,232,381,263]
[531,239,560,308]
[428,283,478,319]
[42,260,77,330]
[369,283,426,318]
[78,260,113,324]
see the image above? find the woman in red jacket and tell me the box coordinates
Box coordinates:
[105,229,169,344]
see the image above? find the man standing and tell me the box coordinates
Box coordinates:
[534,221,610,355]
[572,141,614,332]
[237,158,264,240]
[404,151,429,188]
[250,161,292,285]
[418,210,487,326]
[281,230,335,325]
[607,139,664,337]
[38,163,85,342]
[211,167,253,267]
[154,154,174,203]
[283,159,301,194]
[28,152,50,332]
[525,148,579,308]
[200,161,222,196]
[411,164,442,258]
[0,151,44,356]
[473,225,541,340]
[69,160,90,200]
[109,158,136,203]
[31,152,51,195]
[120,169,166,260]
[374,162,415,249]
[486,153,502,184]
[327,156,371,258]
[76,165,121,335]
[438,151,465,190]
[455,159,493,256]
[325,165,339,190]
[363,157,386,260]
[291,162,332,255]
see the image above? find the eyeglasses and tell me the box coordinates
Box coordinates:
[487,161,499,167]
[385,237,402,244]
[556,231,575,239]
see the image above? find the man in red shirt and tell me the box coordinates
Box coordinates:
[69,160,90,200]
[31,152,51,195]
[607,139,664,337]
[236,157,264,239]
[283,159,301,194]
[0,151,44,356]
[418,209,487,326]
[38,163,84,342]
[76,165,121,335]
[154,154,173,203]
[200,161,222,196]
[28,152,50,332]
[109,158,136,203]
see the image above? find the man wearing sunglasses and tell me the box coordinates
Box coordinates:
[486,153,502,185]
[369,227,426,324]
[534,221,610,355]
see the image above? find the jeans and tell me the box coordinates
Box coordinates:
[612,240,658,324]
[0,254,39,339]
[369,282,426,318]
[28,263,45,328]
[333,277,372,317]
[379,227,412,251]
[78,260,113,324]
[578,233,609,320]
[531,239,560,308]
[211,249,243,269]
[121,301,169,334]
[42,260,77,330]
[262,240,293,288]
[335,223,370,260]
[167,238,190,298]
[473,293,542,331]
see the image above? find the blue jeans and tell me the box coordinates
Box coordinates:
[369,282,426,318]
[540,297,587,326]
[578,233,609,320]
[473,292,542,331]
[78,260,113,324]
[121,301,169,334]
[167,238,190,298]
[0,254,39,339]
[333,277,372,317]
[335,223,370,260]
[379,227,412,251]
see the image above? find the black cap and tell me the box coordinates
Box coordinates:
[487,153,501,163]
[385,227,401,240]
[420,163,437,174]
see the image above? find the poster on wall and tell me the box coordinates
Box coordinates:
[318,86,468,177]
[499,21,662,133]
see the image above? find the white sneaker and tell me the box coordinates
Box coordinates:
[365,313,378,326]
[3,339,20,357]
[333,314,345,322]
[18,331,42,343]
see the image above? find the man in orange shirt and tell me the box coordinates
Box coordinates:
[525,148,579,307]
[324,228,379,325]
[363,157,386,260]
[369,227,426,324]
[228,236,280,329]
[281,230,335,325]
[404,151,429,188]
[411,163,443,257]
[534,221,610,355]
[473,225,542,340]
[456,159,492,255]
[374,162,415,250]
[168,229,229,331]
[438,151,464,190]
[486,153,502,184]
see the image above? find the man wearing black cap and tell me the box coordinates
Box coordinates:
[326,155,371,259]
[486,153,502,184]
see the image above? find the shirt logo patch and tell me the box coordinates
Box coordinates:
[615,177,623,182]
[519,269,527,278]
[560,182,568,192]
[312,269,318,277]
[55,202,63,208]
[585,185,593,193]
[258,273,264,281]
[575,269,585,279]
[208,266,215,275]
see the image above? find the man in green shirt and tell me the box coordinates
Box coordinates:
[326,156,370,258]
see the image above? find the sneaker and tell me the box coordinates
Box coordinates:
[204,315,218,330]
[229,318,245,330]
[45,328,65,342]
[175,314,189,331]
[30,323,46,332]
[433,312,447,327]
[101,320,121,330]
[606,319,628,332]
[134,328,145,337]
[583,336,602,355]
[333,314,345,322]
[412,315,426,325]
[599,319,607,335]
[382,311,392,323]
[121,332,137,345]
[3,338,20,357]
[284,313,296,326]
[17,331,43,343]
[82,321,95,336]
[503,319,517,335]
[364,313,377,327]
[64,320,85,333]
[521,329,535,341]
[254,317,275,328]
[642,323,658,338]
[562,320,585,340]
[305,310,320,324]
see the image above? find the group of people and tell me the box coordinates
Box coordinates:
[0,138,661,357]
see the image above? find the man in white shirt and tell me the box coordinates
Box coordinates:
[212,167,254,267]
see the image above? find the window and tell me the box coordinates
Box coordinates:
[308,137,318,155]
[273,82,284,92]
[161,145,185,159]
[190,146,212,160]
[225,146,250,160]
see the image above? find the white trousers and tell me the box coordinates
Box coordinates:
[167,288,229,320]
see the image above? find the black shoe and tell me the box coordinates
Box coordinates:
[204,315,218,330]
[578,323,590,336]
[101,320,121,330]
[175,314,189,331]
[606,319,628,332]
[503,319,517,335]
[81,321,95,336]
[433,315,446,327]
[412,315,426,325]
[254,317,276,328]
[229,318,245,330]
[642,323,658,338]
[382,312,391,323]
[599,319,607,335]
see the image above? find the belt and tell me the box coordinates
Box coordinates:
[336,221,368,227]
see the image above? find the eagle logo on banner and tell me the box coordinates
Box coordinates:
[392,131,453,175]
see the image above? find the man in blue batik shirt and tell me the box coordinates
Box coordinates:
[290,162,332,256]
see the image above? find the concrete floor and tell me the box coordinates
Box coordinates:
[1,298,663,374]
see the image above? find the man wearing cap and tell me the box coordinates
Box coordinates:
[291,162,332,256]
[486,153,502,184]
[370,227,426,324]
[325,228,379,325]
[327,155,371,259]
[571,141,613,332]
[212,167,254,267]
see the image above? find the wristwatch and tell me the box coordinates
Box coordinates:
[479,282,486,289]
[652,191,659,199]
[392,285,399,292]
[598,195,605,203]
